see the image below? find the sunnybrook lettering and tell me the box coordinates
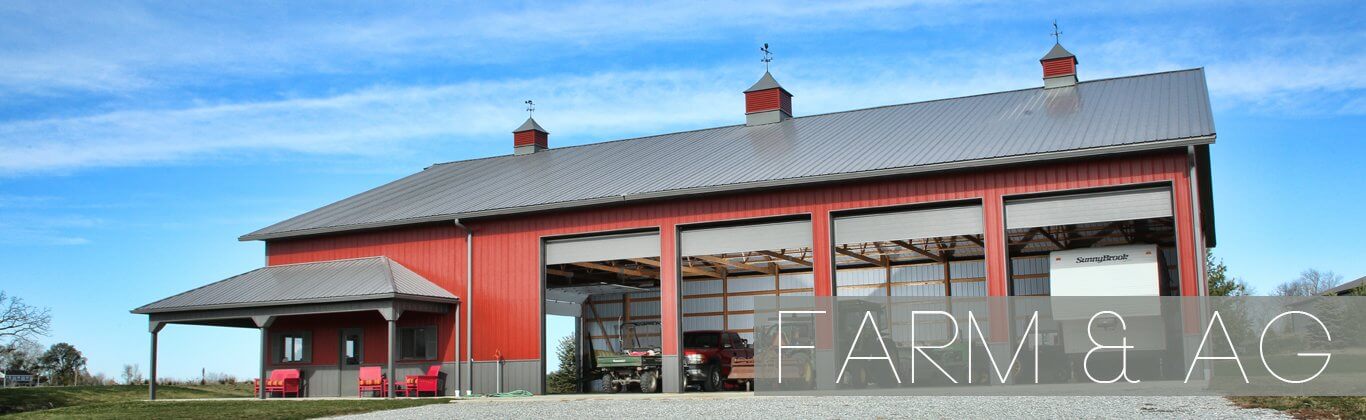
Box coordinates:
[1075,253,1130,264]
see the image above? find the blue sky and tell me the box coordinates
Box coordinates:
[1,1,1363,380]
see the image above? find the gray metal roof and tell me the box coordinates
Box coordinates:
[745,71,787,93]
[132,256,457,314]
[1324,276,1366,296]
[242,68,1215,241]
[514,117,548,133]
[1042,43,1076,62]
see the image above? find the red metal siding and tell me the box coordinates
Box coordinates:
[264,311,446,369]
[1042,58,1076,78]
[266,224,466,363]
[266,151,1200,364]
[463,151,1196,361]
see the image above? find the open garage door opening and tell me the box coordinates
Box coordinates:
[831,202,988,385]
[543,230,662,394]
[1004,185,1185,382]
[1005,185,1180,297]
[679,218,812,392]
[833,203,988,298]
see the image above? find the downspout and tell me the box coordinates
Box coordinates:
[453,219,473,396]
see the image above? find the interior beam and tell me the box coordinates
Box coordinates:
[570,262,659,279]
[890,240,944,262]
[835,246,885,267]
[694,255,776,275]
[755,250,813,266]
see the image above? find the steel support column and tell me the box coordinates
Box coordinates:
[251,316,274,399]
[258,327,267,399]
[380,307,401,399]
[387,319,396,398]
[148,322,163,400]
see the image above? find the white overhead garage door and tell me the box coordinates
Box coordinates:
[833,205,983,245]
[680,219,811,257]
[544,231,660,265]
[1005,186,1173,230]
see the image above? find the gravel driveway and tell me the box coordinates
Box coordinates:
[331,394,1289,419]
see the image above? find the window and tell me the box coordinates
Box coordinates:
[684,333,720,348]
[399,326,437,360]
[280,334,308,363]
[342,332,362,365]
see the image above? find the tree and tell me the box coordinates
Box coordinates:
[1273,269,1343,296]
[122,363,144,385]
[1205,251,1253,296]
[1345,283,1366,296]
[39,343,86,386]
[545,335,578,394]
[0,291,51,343]
[0,339,43,372]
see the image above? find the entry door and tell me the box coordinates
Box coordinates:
[338,328,364,396]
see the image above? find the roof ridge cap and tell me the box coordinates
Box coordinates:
[426,68,1207,170]
[383,257,398,294]
[132,256,390,312]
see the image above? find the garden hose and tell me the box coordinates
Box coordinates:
[483,390,533,398]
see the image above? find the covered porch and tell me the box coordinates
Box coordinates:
[132,256,460,399]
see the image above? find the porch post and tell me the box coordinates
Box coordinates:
[149,321,163,400]
[252,316,275,399]
[387,318,396,398]
[379,307,402,399]
[259,328,267,399]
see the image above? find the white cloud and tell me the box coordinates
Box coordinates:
[0,0,961,96]
[0,213,100,246]
[0,48,1055,176]
[1,1,1363,175]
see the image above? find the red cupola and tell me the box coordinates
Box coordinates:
[744,71,793,126]
[513,117,548,155]
[1041,42,1078,88]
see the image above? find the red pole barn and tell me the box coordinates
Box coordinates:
[134,41,1216,398]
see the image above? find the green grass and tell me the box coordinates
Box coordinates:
[4,399,453,419]
[1231,396,1366,419]
[0,384,253,415]
[0,384,452,419]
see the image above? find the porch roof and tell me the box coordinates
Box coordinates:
[132,256,458,315]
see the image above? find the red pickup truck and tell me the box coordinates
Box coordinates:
[683,330,753,391]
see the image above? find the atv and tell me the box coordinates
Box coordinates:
[595,321,664,393]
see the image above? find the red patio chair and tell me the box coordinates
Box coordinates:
[262,369,301,398]
[357,366,388,397]
[401,365,442,397]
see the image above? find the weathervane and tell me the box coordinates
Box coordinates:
[1051,20,1062,43]
[760,43,773,71]
[524,100,535,118]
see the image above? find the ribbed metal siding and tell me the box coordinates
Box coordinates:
[264,151,1200,365]
[246,69,1214,240]
[463,151,1198,360]
[265,225,465,363]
